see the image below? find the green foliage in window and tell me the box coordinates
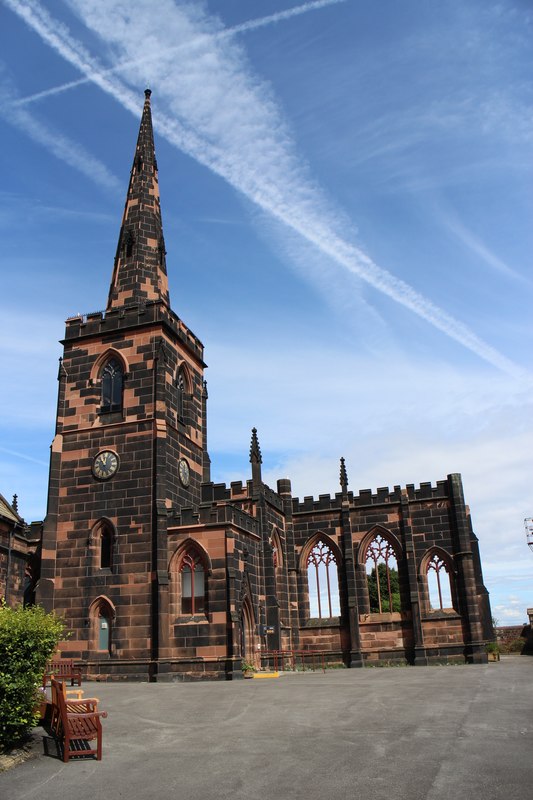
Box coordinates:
[0,602,65,749]
[367,564,401,613]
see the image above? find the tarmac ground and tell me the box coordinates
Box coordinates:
[1,656,531,800]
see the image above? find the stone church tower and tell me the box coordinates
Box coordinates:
[37,90,213,678]
[37,92,492,680]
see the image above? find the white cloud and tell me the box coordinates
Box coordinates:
[5,0,529,380]
[0,75,120,192]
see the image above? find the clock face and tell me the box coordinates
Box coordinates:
[178,458,190,487]
[92,450,119,481]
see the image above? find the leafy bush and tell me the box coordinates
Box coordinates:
[0,602,65,749]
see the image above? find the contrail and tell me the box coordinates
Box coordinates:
[3,0,529,381]
[12,0,346,107]
[0,447,48,467]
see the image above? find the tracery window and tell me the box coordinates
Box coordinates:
[306,540,340,618]
[426,553,453,610]
[365,534,401,613]
[180,551,206,615]
[101,358,123,413]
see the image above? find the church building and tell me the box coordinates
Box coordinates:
[36,91,492,680]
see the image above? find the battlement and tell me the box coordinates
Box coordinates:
[201,481,251,503]
[64,300,204,361]
[292,479,451,513]
[169,502,259,536]
[201,479,283,510]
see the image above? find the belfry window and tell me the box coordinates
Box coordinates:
[180,551,206,615]
[306,540,340,618]
[176,371,185,421]
[365,534,401,613]
[100,526,113,570]
[427,553,453,610]
[101,359,123,413]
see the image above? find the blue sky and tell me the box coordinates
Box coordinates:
[0,0,532,624]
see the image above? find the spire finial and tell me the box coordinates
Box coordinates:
[250,428,262,488]
[250,427,262,464]
[12,494,18,513]
[144,88,152,100]
[340,457,348,494]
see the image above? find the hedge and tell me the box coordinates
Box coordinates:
[0,602,65,749]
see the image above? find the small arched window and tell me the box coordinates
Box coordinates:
[98,608,112,651]
[89,597,115,654]
[365,534,401,613]
[100,526,113,570]
[306,540,340,618]
[176,370,185,421]
[427,553,453,610]
[101,359,123,413]
[271,528,283,570]
[180,551,206,615]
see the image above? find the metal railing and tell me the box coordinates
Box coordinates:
[261,650,343,673]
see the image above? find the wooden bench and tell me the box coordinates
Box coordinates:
[43,658,82,687]
[51,678,107,763]
[49,680,101,739]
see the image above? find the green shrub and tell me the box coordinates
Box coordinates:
[0,602,65,749]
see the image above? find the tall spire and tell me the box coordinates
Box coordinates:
[107,89,170,310]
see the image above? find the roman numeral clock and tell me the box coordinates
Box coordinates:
[92,450,119,481]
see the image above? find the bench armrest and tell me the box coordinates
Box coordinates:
[66,711,108,720]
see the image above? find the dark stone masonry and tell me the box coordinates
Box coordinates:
[26,90,492,679]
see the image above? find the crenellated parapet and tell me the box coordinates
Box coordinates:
[168,502,259,536]
[64,300,204,362]
[292,479,451,513]
[201,479,284,510]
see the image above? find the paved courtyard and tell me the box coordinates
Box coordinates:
[1,657,532,800]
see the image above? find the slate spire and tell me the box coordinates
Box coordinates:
[107,89,170,310]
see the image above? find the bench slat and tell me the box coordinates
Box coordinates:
[51,678,106,763]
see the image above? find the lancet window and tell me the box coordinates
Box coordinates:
[89,597,114,654]
[101,358,123,413]
[180,551,206,615]
[306,540,340,618]
[100,526,113,570]
[365,534,401,613]
[426,553,453,610]
[176,370,186,421]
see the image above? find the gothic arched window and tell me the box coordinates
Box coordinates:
[180,551,206,615]
[89,597,115,654]
[365,534,401,613]
[306,540,340,618]
[176,370,185,421]
[101,359,123,413]
[100,526,113,570]
[426,553,453,610]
